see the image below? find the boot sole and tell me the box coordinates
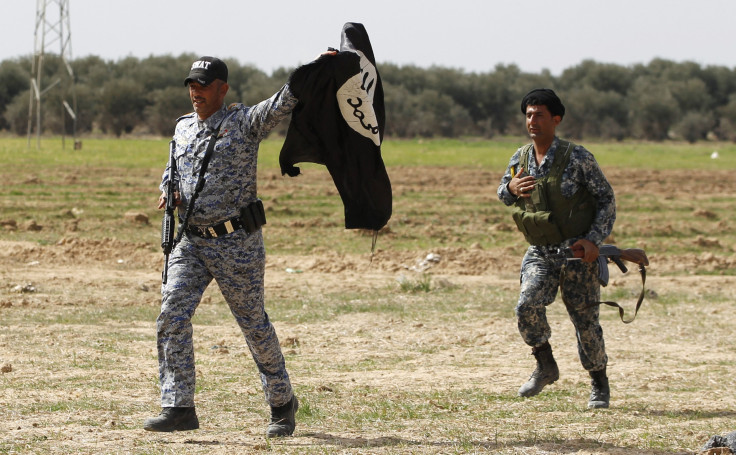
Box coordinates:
[143,418,199,432]
[518,380,557,397]
[143,422,199,432]
[518,374,560,397]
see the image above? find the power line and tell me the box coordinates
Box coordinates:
[27,0,78,149]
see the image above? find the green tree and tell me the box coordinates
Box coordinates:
[673,111,715,143]
[97,79,147,136]
[136,54,195,91]
[669,78,713,112]
[559,60,634,95]
[380,63,431,96]
[382,82,412,137]
[73,55,112,87]
[0,59,30,131]
[69,84,97,134]
[144,86,193,136]
[627,78,679,140]
[716,94,736,142]
[228,63,273,104]
[3,89,30,135]
[406,89,472,138]
[700,65,736,107]
[470,65,522,136]
[563,87,628,140]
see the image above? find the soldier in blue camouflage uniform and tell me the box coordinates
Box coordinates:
[497,89,616,409]
[143,56,322,436]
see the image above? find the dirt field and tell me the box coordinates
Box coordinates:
[1,165,735,454]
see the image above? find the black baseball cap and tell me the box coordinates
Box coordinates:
[184,56,228,86]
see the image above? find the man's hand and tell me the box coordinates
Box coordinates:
[315,48,338,61]
[510,167,535,198]
[571,239,599,263]
[158,191,181,209]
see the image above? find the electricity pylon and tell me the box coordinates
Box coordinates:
[27,0,78,149]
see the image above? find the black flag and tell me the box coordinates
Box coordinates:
[280,22,391,231]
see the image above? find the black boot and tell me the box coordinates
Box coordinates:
[518,342,560,397]
[266,395,298,438]
[143,407,199,432]
[588,368,610,409]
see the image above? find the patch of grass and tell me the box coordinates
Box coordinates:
[397,273,433,293]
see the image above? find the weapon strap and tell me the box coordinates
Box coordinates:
[174,123,222,245]
[560,263,647,324]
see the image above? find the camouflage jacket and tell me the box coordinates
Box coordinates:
[160,85,298,227]
[497,137,616,246]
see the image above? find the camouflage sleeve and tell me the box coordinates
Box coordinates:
[158,167,168,194]
[574,147,616,246]
[245,84,299,142]
[497,148,523,206]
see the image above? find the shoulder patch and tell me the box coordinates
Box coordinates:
[176,112,195,122]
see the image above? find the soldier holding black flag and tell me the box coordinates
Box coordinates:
[146,22,388,437]
[145,53,331,437]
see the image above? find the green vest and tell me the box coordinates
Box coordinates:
[511,140,596,246]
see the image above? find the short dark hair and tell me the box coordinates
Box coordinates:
[521,88,565,118]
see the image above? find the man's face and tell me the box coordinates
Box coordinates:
[525,104,560,142]
[188,80,228,120]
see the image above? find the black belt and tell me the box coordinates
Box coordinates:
[187,200,266,239]
[187,216,245,239]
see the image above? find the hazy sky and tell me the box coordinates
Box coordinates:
[4,0,735,75]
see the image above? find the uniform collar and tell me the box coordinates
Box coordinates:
[536,136,560,169]
[198,104,227,133]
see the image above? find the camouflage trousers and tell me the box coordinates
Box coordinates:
[157,229,292,408]
[516,246,608,371]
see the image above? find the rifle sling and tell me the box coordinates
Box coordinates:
[174,123,222,245]
[560,262,647,324]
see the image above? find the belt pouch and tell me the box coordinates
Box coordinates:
[240,205,257,233]
[252,199,267,226]
[240,199,267,233]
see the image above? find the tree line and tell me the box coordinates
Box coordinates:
[2,53,736,142]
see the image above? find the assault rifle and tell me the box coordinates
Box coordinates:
[161,140,177,284]
[552,244,650,323]
[552,244,649,273]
